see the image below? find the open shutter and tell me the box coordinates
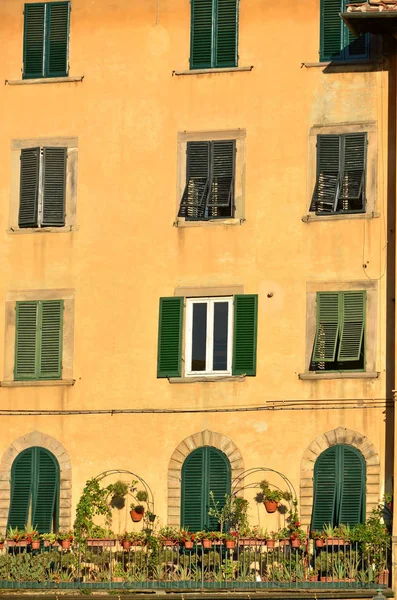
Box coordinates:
[215,0,238,68]
[190,0,213,69]
[32,448,59,533]
[181,448,206,532]
[232,295,258,376]
[320,0,343,61]
[8,449,33,530]
[338,446,365,526]
[19,148,40,228]
[38,300,63,379]
[47,2,69,77]
[313,292,339,362]
[208,140,235,217]
[179,142,210,219]
[42,147,67,226]
[338,134,366,212]
[157,297,183,378]
[310,135,340,213]
[311,446,337,531]
[15,302,38,380]
[23,3,45,78]
[208,448,231,531]
[338,291,365,362]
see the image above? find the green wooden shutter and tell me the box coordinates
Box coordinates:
[15,302,38,380]
[47,2,70,77]
[23,3,45,78]
[312,446,337,531]
[179,142,210,219]
[8,448,34,530]
[208,447,231,531]
[19,148,40,228]
[232,294,258,376]
[313,292,339,362]
[320,0,343,61]
[310,135,340,213]
[39,300,63,379]
[190,0,213,69]
[42,147,67,227]
[215,0,238,68]
[338,446,365,526]
[157,297,183,378]
[339,134,366,212]
[338,291,365,362]
[208,140,235,217]
[32,448,60,533]
[181,448,206,532]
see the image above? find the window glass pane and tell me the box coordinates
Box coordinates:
[213,302,228,370]
[192,303,207,371]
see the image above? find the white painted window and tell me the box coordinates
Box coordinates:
[185,297,233,376]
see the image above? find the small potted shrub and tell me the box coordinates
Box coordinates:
[6,526,28,547]
[41,533,58,548]
[57,530,74,550]
[266,531,278,548]
[196,531,213,548]
[158,526,181,546]
[254,480,289,513]
[109,480,129,510]
[323,523,344,546]
[224,532,238,550]
[311,530,325,548]
[112,561,125,583]
[180,529,195,549]
[130,490,148,522]
[25,526,41,550]
[289,521,307,548]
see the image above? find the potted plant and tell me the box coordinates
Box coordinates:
[289,521,307,548]
[238,526,267,547]
[6,526,28,547]
[224,532,238,549]
[112,561,125,583]
[57,530,74,549]
[254,480,289,513]
[41,533,58,548]
[315,551,333,582]
[25,525,41,550]
[323,523,344,546]
[311,530,325,548]
[278,527,291,547]
[195,531,213,548]
[180,529,195,549]
[86,525,117,546]
[266,530,278,548]
[129,489,148,522]
[158,526,181,546]
[108,480,129,510]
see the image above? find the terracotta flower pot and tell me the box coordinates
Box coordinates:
[0,543,4,550]
[279,539,290,547]
[122,540,131,550]
[184,540,194,549]
[378,569,389,586]
[163,539,176,546]
[291,538,300,548]
[310,575,318,582]
[225,540,235,549]
[203,539,212,549]
[315,539,324,548]
[61,540,71,549]
[266,539,275,548]
[31,540,40,550]
[130,509,144,522]
[264,500,278,513]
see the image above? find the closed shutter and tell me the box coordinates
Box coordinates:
[338,446,365,526]
[32,448,59,533]
[181,447,231,532]
[42,147,67,226]
[190,0,213,69]
[19,148,40,228]
[47,2,69,77]
[232,295,258,376]
[8,449,34,530]
[338,134,366,212]
[157,297,183,378]
[39,300,63,379]
[312,446,337,531]
[310,136,340,213]
[15,302,38,380]
[338,291,365,362]
[23,4,45,78]
[313,292,339,362]
[215,0,238,68]
[208,140,235,217]
[320,0,343,61]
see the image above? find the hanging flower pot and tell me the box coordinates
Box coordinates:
[264,501,278,513]
[130,505,145,522]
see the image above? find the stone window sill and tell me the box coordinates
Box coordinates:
[301,61,380,68]
[174,218,245,228]
[7,225,78,235]
[302,211,380,223]
[168,375,245,384]
[172,66,253,76]
[299,372,379,381]
[5,76,84,86]
[0,379,75,387]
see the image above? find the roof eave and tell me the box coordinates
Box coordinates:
[341,10,397,37]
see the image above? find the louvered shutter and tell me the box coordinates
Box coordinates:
[190,0,213,69]
[179,142,210,219]
[310,136,340,213]
[208,140,235,217]
[23,4,45,78]
[181,448,206,532]
[47,2,69,77]
[157,297,183,378]
[312,447,337,531]
[338,446,365,526]
[338,291,365,362]
[15,302,38,380]
[313,292,339,362]
[215,0,238,68]
[208,448,231,531]
[19,148,40,228]
[320,0,343,61]
[8,449,33,530]
[338,134,366,212]
[32,448,59,533]
[345,0,368,58]
[232,295,258,376]
[38,300,63,379]
[42,147,67,226]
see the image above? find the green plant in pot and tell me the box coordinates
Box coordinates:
[254,480,289,513]
[108,480,129,510]
[130,490,148,522]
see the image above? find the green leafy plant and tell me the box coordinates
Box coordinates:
[322,523,338,538]
[254,480,290,504]
[57,530,74,542]
[74,478,113,540]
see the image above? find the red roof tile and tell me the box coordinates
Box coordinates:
[346,1,397,11]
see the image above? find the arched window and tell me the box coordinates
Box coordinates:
[311,444,365,531]
[8,447,60,533]
[181,447,231,532]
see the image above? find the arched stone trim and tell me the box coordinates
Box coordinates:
[300,427,380,526]
[0,431,72,533]
[168,430,244,526]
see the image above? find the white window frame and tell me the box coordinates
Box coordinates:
[185,296,233,377]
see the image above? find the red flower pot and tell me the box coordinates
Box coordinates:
[122,540,131,550]
[291,539,300,548]
[225,540,235,549]
[279,539,290,547]
[184,541,194,549]
[130,509,144,522]
[310,575,318,582]
[0,543,4,550]
[61,540,71,549]
[266,539,275,548]
[264,501,278,513]
[378,569,389,586]
[203,539,212,549]
[315,539,324,548]
[31,540,40,550]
